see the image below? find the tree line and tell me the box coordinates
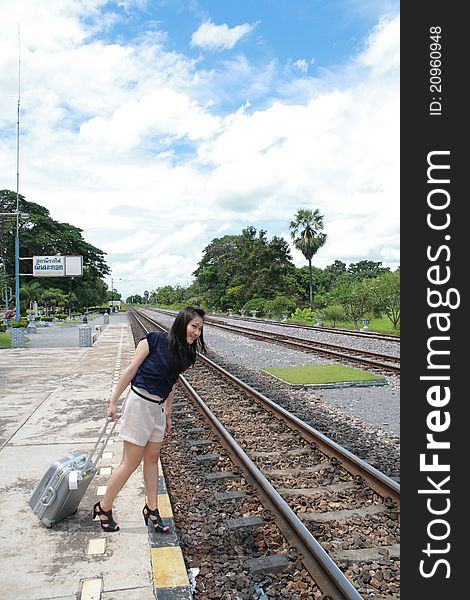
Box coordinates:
[0,189,111,316]
[1,192,399,330]
[128,212,400,330]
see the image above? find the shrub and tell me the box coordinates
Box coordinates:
[322,304,347,327]
[289,307,316,323]
[12,319,29,328]
[264,296,297,319]
[242,298,266,317]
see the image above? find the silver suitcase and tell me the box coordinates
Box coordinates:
[29,418,116,527]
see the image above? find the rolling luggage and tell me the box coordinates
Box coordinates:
[29,417,116,527]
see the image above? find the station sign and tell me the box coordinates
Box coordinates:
[33,255,83,277]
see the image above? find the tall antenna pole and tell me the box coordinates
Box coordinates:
[14,25,21,321]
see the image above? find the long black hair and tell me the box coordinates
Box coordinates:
[167,306,206,375]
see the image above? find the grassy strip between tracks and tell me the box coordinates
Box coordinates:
[263,364,386,385]
[288,316,400,335]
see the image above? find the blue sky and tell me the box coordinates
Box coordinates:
[1,0,399,298]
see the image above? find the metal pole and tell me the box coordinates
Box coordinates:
[15,236,20,321]
[15,26,21,322]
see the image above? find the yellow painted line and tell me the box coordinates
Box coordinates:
[157,493,173,518]
[80,577,102,599]
[151,547,189,588]
[87,538,106,555]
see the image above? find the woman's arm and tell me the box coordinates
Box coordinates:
[164,386,175,432]
[107,338,150,419]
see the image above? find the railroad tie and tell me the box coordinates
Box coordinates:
[331,544,400,565]
[277,481,355,496]
[214,490,247,501]
[246,554,290,575]
[299,503,387,523]
[206,471,238,481]
[227,515,266,530]
[188,439,215,447]
[195,452,220,462]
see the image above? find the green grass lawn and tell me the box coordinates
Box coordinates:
[263,364,386,385]
[0,332,11,349]
[288,316,399,335]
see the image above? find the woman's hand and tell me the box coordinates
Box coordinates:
[107,400,118,420]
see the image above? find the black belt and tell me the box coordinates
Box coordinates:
[131,386,166,405]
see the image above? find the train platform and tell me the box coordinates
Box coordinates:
[0,314,192,600]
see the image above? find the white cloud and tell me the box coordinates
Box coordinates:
[357,14,400,75]
[0,3,399,298]
[191,19,258,51]
[79,88,220,152]
[292,59,309,73]
[103,231,155,254]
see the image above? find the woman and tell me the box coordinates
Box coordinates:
[93,306,206,532]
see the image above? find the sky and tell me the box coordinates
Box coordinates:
[0,0,400,300]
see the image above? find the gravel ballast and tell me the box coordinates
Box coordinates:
[143,309,400,478]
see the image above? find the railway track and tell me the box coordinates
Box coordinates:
[129,308,400,599]
[150,308,400,375]
[209,313,400,343]
[149,308,400,343]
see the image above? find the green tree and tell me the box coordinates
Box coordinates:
[0,265,8,308]
[347,260,389,280]
[289,208,327,305]
[156,285,187,306]
[41,287,69,313]
[322,304,347,327]
[75,269,108,308]
[264,296,297,319]
[0,190,109,312]
[194,227,300,311]
[321,260,347,290]
[370,269,400,330]
[331,278,375,329]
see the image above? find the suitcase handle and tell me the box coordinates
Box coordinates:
[41,486,57,507]
[73,455,87,469]
[85,416,117,469]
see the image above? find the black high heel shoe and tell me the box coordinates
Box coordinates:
[142,504,169,533]
[92,501,120,532]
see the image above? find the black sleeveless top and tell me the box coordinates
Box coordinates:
[131,331,192,399]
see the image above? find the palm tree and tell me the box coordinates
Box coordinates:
[289,208,327,304]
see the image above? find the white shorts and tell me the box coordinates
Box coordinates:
[118,387,166,446]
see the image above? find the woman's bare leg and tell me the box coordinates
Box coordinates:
[98,440,145,525]
[142,440,163,510]
[142,440,168,531]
